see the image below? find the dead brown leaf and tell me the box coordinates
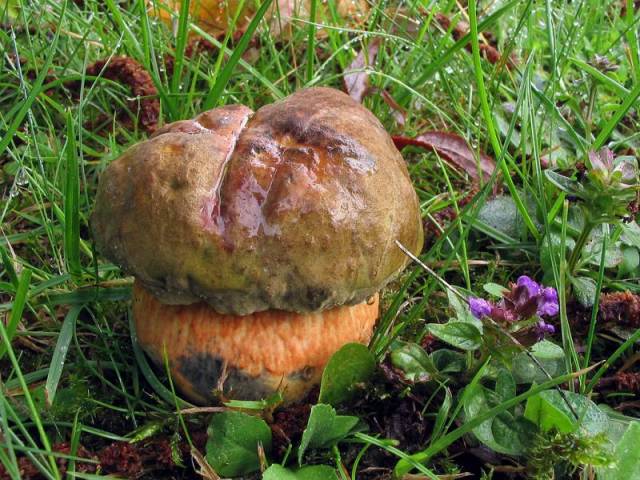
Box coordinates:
[393,132,495,181]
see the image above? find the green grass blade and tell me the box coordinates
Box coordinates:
[202,0,275,109]
[45,304,82,406]
[593,82,640,149]
[0,0,66,157]
[393,367,594,477]
[0,246,18,287]
[586,327,640,393]
[400,0,521,99]
[306,0,318,83]
[0,300,59,478]
[64,111,81,278]
[0,268,31,361]
[570,57,629,97]
[169,0,191,103]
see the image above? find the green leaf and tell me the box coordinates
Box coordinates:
[584,239,624,268]
[205,410,272,477]
[524,392,575,434]
[495,369,516,401]
[570,276,597,308]
[447,289,474,322]
[477,195,524,239]
[597,422,640,480]
[545,170,584,196]
[263,464,339,480]
[298,404,361,465]
[524,390,609,436]
[620,221,640,249]
[390,342,436,382]
[483,282,509,297]
[318,343,376,406]
[512,340,566,384]
[427,322,482,351]
[463,382,533,455]
[394,367,600,477]
[431,349,466,374]
[620,247,639,275]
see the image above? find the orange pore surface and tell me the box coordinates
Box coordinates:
[133,281,379,377]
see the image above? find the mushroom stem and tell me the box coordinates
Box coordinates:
[133,281,379,404]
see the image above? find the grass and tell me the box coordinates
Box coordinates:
[1,0,640,478]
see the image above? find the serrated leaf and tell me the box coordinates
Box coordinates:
[205,411,272,477]
[298,404,360,464]
[318,343,376,406]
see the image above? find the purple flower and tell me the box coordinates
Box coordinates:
[469,297,492,319]
[517,276,541,297]
[538,287,559,317]
[535,320,556,340]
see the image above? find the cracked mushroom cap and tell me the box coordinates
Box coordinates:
[91,87,423,315]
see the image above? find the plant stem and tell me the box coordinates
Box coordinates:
[567,220,596,274]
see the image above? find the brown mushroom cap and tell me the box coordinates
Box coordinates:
[91,87,423,315]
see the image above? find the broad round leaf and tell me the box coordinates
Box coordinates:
[205,410,272,477]
[318,343,376,406]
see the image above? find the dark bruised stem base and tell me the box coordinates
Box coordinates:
[132,281,379,404]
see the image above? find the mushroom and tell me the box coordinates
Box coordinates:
[91,87,423,404]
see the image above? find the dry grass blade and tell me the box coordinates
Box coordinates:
[191,448,222,480]
[393,132,495,181]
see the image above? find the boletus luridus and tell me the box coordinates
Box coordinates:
[91,87,423,404]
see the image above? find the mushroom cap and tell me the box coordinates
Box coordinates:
[91,87,423,315]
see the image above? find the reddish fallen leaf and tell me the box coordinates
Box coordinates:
[393,132,495,181]
[343,38,381,103]
[85,56,160,133]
